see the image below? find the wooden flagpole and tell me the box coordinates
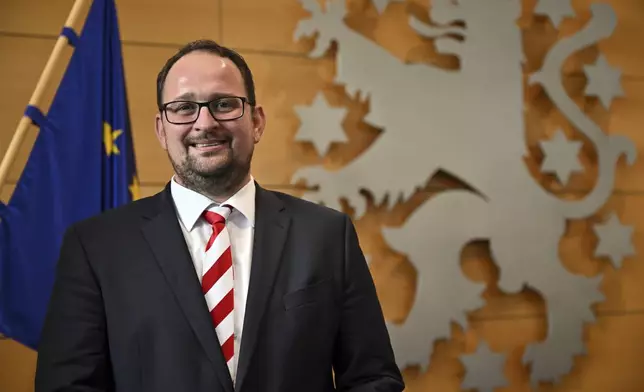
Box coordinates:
[0,0,88,196]
[0,0,88,343]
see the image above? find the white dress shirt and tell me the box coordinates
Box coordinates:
[170,176,256,383]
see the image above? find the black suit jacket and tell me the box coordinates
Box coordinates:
[35,182,404,392]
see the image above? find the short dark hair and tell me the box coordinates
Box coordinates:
[156,39,256,111]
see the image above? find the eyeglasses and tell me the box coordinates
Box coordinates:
[162,96,250,125]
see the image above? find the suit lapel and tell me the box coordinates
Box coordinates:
[140,185,234,392]
[235,185,290,391]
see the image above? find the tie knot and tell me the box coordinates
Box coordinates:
[203,205,232,226]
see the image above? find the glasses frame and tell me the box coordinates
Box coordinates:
[161,96,252,125]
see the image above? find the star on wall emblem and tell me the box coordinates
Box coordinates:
[593,212,635,269]
[294,92,348,157]
[584,55,624,110]
[539,130,583,186]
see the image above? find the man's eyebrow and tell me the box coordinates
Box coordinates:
[172,92,238,102]
[172,92,196,101]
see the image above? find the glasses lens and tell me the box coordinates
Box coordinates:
[210,97,243,120]
[165,101,199,124]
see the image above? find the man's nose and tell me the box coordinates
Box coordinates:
[194,106,219,130]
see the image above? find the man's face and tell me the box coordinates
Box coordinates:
[155,51,265,193]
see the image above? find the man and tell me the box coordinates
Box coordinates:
[35,39,404,392]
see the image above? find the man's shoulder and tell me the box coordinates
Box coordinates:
[71,190,163,235]
[266,188,347,222]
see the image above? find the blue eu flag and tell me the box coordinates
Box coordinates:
[0,0,138,350]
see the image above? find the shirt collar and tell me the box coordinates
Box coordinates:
[170,176,256,231]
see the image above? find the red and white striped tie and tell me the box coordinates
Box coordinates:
[202,206,235,378]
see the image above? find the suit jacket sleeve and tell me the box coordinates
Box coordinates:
[35,225,113,392]
[332,215,405,392]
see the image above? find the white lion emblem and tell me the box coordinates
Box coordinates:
[290,0,636,388]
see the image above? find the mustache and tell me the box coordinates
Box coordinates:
[184,134,233,145]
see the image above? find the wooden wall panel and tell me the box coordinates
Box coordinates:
[1,184,15,204]
[115,0,220,45]
[222,0,311,54]
[121,44,176,184]
[0,0,84,36]
[0,0,220,45]
[0,339,36,392]
[1,0,644,391]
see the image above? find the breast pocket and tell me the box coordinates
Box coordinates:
[283,279,334,311]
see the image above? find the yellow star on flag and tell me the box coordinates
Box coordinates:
[129,176,141,201]
[104,122,123,156]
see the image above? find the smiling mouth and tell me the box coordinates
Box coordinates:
[189,140,230,153]
[193,141,226,148]
[190,138,230,146]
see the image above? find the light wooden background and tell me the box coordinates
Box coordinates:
[1,0,643,391]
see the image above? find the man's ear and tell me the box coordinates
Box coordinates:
[251,105,266,144]
[154,112,168,150]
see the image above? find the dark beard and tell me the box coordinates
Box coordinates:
[170,150,251,200]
